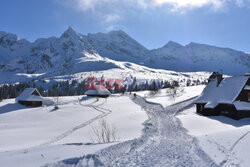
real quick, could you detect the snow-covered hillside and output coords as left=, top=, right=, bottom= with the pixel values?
left=0, top=59, right=211, bottom=85
left=87, top=30, right=149, bottom=63
left=0, top=27, right=249, bottom=79
left=149, top=41, right=250, bottom=75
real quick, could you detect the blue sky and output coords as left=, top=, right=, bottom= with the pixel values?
left=1, top=0, right=250, bottom=52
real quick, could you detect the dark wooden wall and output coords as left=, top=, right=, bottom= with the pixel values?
left=18, top=101, right=43, bottom=107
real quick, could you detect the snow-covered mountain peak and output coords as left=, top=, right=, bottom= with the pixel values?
left=186, top=42, right=217, bottom=49
left=186, top=42, right=199, bottom=46
left=163, top=41, right=183, bottom=48
left=0, top=31, right=19, bottom=47
left=88, top=30, right=131, bottom=42
left=86, top=30, right=149, bottom=62
left=60, top=26, right=80, bottom=39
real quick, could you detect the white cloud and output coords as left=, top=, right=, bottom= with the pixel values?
left=58, top=0, right=250, bottom=16
left=152, top=0, right=225, bottom=9
left=63, top=0, right=146, bottom=12
left=103, top=14, right=121, bottom=23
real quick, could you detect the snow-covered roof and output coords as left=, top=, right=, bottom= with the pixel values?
left=244, top=85, right=250, bottom=90
left=233, top=101, right=250, bottom=110
left=205, top=101, right=218, bottom=108
left=16, top=88, right=44, bottom=102
left=195, top=78, right=218, bottom=104
left=195, top=76, right=249, bottom=108
left=84, top=85, right=111, bottom=96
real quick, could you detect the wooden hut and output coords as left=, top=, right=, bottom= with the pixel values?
left=84, top=85, right=111, bottom=98
left=195, top=73, right=250, bottom=120
left=16, top=88, right=44, bottom=107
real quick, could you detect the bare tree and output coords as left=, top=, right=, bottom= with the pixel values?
left=169, top=80, right=179, bottom=101
left=90, top=119, right=118, bottom=143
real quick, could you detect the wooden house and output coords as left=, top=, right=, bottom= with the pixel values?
left=16, top=88, right=44, bottom=107
left=195, top=73, right=250, bottom=120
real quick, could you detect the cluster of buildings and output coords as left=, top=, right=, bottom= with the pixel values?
left=15, top=85, right=111, bottom=107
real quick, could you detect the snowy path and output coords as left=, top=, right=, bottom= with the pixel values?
left=47, top=95, right=217, bottom=167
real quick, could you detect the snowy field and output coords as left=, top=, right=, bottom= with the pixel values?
left=136, top=85, right=205, bottom=107
left=1, top=85, right=250, bottom=167
left=0, top=95, right=147, bottom=167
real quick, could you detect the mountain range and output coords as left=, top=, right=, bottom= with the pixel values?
left=0, top=27, right=249, bottom=78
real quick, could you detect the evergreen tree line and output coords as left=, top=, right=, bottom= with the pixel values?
left=0, top=77, right=205, bottom=100
left=0, top=82, right=36, bottom=100
left=128, top=79, right=181, bottom=92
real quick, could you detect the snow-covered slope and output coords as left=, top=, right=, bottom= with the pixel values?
left=149, top=41, right=250, bottom=75
left=0, top=58, right=211, bottom=85
left=87, top=30, right=149, bottom=64
left=0, top=27, right=249, bottom=78
left=0, top=31, right=31, bottom=69
left=1, top=27, right=120, bottom=76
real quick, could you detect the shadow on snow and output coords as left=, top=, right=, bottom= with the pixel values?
left=0, top=103, right=28, bottom=114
